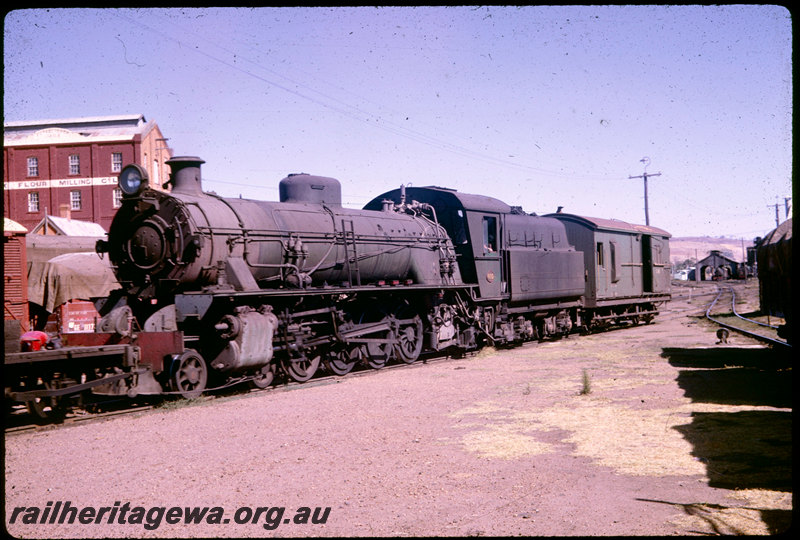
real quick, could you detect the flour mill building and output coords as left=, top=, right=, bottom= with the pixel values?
left=4, top=114, right=172, bottom=231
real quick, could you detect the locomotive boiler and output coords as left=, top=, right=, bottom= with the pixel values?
left=104, top=157, right=459, bottom=300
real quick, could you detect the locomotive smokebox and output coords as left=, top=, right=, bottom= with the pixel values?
left=279, top=173, right=342, bottom=207
left=167, top=156, right=206, bottom=196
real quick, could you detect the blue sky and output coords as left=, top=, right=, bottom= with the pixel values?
left=4, top=6, right=792, bottom=238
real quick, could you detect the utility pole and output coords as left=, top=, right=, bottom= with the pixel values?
left=768, top=201, right=780, bottom=228
left=629, top=157, right=661, bottom=226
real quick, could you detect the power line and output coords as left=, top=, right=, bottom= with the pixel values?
left=113, top=11, right=619, bottom=183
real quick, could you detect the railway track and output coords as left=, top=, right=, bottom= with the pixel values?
left=4, top=349, right=462, bottom=434
left=5, top=309, right=663, bottom=434
left=13, top=283, right=781, bottom=434
left=703, top=283, right=790, bottom=348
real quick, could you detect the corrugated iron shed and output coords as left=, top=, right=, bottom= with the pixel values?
left=4, top=218, right=29, bottom=332
left=30, top=215, right=107, bottom=236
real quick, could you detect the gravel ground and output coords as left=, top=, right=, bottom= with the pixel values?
left=4, top=280, right=792, bottom=537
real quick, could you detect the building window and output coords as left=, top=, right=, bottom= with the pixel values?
left=113, top=188, right=123, bottom=208
left=28, top=192, right=40, bottom=212
left=69, top=154, right=80, bottom=175
left=27, top=157, right=39, bottom=177
left=70, top=190, right=82, bottom=210
left=111, top=152, right=123, bottom=173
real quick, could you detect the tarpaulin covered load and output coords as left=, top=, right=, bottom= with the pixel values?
left=27, top=252, right=119, bottom=313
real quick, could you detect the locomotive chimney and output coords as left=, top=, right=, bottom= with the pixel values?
left=166, top=156, right=206, bottom=196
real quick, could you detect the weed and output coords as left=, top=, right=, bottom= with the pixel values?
left=579, top=369, right=592, bottom=395
left=154, top=397, right=206, bottom=411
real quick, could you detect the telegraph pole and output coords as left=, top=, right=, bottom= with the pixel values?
left=767, top=197, right=792, bottom=228
left=629, top=157, right=661, bottom=226
left=769, top=203, right=779, bottom=228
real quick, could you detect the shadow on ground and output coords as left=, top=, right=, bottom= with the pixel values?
left=662, top=346, right=792, bottom=492
left=637, top=498, right=793, bottom=535
left=662, top=346, right=791, bottom=407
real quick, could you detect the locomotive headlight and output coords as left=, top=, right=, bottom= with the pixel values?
left=118, top=164, right=149, bottom=196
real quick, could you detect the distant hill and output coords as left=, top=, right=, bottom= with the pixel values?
left=669, top=237, right=753, bottom=264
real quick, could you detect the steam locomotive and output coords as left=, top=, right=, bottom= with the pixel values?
left=6, top=156, right=671, bottom=420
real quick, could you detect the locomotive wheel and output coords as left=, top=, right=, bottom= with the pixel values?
left=27, top=398, right=65, bottom=424
left=395, top=313, right=424, bottom=364
left=357, top=309, right=394, bottom=369
left=172, top=349, right=208, bottom=399
left=25, top=381, right=67, bottom=425
left=287, top=353, right=321, bottom=383
left=366, top=322, right=394, bottom=369
left=251, top=364, right=275, bottom=389
left=326, top=347, right=358, bottom=376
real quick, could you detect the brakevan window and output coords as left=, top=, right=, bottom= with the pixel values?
left=596, top=242, right=604, bottom=267
left=111, top=152, right=123, bottom=173
left=27, top=157, right=39, bottom=177
left=69, top=154, right=80, bottom=175
left=28, top=192, right=39, bottom=212
left=113, top=188, right=123, bottom=208
left=70, top=190, right=82, bottom=210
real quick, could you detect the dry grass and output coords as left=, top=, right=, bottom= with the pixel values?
left=447, top=319, right=791, bottom=535
left=667, top=490, right=793, bottom=536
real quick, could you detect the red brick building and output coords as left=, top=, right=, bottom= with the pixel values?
left=4, top=114, right=173, bottom=231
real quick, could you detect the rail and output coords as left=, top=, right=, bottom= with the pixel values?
left=704, top=285, right=790, bottom=349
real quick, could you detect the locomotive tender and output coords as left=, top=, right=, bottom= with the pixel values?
left=7, top=156, right=671, bottom=420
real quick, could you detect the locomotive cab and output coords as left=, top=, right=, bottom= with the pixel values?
left=365, top=186, right=585, bottom=305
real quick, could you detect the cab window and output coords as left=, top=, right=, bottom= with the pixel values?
left=482, top=216, right=498, bottom=254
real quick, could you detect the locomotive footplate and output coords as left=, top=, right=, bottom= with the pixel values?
left=4, top=344, right=139, bottom=367
left=174, top=284, right=474, bottom=321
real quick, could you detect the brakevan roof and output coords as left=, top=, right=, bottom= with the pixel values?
left=545, top=213, right=671, bottom=238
